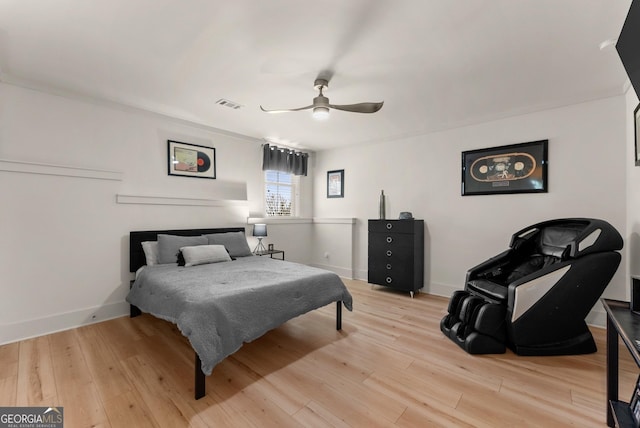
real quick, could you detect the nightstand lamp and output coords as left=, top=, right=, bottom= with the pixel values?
left=252, top=223, right=267, bottom=254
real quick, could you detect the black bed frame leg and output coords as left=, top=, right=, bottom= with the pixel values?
left=130, top=304, right=141, bottom=318
left=129, top=280, right=142, bottom=317
left=336, top=301, right=342, bottom=330
left=195, top=353, right=205, bottom=400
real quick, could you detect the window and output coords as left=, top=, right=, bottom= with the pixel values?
left=265, top=170, right=297, bottom=216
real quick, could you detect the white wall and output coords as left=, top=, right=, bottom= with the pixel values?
left=626, top=86, right=640, bottom=282
left=0, top=82, right=315, bottom=344
left=246, top=217, right=355, bottom=277
left=310, top=218, right=356, bottom=278
left=1, top=79, right=630, bottom=342
left=246, top=218, right=313, bottom=264
left=314, top=96, right=628, bottom=325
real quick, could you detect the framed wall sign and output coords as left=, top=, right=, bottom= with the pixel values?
left=634, top=104, right=640, bottom=166
left=327, top=169, right=344, bottom=198
left=461, top=140, right=548, bottom=196
left=168, top=140, right=216, bottom=179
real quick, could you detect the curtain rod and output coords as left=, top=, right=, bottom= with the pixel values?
left=261, top=142, right=314, bottom=154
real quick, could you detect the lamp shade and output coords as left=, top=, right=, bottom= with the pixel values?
left=253, top=224, right=267, bottom=237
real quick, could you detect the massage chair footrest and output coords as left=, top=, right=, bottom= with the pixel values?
left=441, top=293, right=508, bottom=354
left=456, top=331, right=507, bottom=355
left=440, top=290, right=471, bottom=337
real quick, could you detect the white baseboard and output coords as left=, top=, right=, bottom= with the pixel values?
left=0, top=301, right=129, bottom=345
left=586, top=306, right=606, bottom=328
left=310, top=262, right=353, bottom=279
left=423, top=281, right=459, bottom=299
left=354, top=269, right=367, bottom=282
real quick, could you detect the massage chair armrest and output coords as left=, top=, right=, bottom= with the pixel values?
left=466, top=249, right=513, bottom=282
left=505, top=260, right=572, bottom=313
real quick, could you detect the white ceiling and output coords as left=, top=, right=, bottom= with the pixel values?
left=0, top=0, right=632, bottom=151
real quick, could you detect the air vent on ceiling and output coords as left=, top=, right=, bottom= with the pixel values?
left=215, top=98, right=243, bottom=110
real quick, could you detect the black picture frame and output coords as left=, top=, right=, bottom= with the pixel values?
left=634, top=104, right=640, bottom=166
left=461, top=140, right=548, bottom=196
left=168, top=140, right=216, bottom=179
left=327, top=169, right=344, bottom=198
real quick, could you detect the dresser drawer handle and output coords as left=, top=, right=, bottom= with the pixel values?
left=386, top=223, right=393, bottom=230
left=386, top=263, right=392, bottom=270
left=386, top=250, right=393, bottom=257
left=386, top=277, right=393, bottom=284
left=386, top=236, right=393, bottom=243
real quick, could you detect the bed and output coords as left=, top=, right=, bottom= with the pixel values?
left=126, top=227, right=353, bottom=399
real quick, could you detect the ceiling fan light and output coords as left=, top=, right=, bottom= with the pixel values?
left=312, top=106, right=330, bottom=120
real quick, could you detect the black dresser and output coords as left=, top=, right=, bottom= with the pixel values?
left=368, top=219, right=424, bottom=297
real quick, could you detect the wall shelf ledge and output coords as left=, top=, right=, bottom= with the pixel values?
left=0, top=159, right=123, bottom=181
left=116, top=194, right=247, bottom=207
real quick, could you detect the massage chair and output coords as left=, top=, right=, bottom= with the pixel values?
left=440, top=218, right=623, bottom=355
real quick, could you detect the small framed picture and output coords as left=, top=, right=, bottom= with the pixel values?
left=268, top=244, right=274, bottom=251
left=168, top=140, right=216, bottom=179
left=327, top=169, right=344, bottom=198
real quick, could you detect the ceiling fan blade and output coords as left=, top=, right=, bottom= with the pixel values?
left=260, top=105, right=313, bottom=113
left=329, top=101, right=384, bottom=113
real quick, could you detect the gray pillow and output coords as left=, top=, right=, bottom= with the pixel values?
left=157, top=234, right=207, bottom=264
left=205, top=231, right=253, bottom=257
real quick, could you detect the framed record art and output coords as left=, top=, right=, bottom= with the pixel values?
left=167, top=140, right=216, bottom=179
left=461, top=140, right=548, bottom=196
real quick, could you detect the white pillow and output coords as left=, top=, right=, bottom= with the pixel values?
left=181, top=245, right=232, bottom=267
left=141, top=241, right=159, bottom=266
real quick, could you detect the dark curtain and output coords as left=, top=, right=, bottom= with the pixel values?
left=262, top=144, right=308, bottom=176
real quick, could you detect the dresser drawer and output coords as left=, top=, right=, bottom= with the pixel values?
left=369, top=220, right=417, bottom=234
left=368, top=268, right=414, bottom=291
left=368, top=261, right=414, bottom=280
left=369, top=233, right=413, bottom=251
left=368, top=248, right=414, bottom=269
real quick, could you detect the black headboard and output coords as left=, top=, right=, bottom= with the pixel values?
left=129, top=227, right=246, bottom=272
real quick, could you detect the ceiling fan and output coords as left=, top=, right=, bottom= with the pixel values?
left=260, top=78, right=384, bottom=120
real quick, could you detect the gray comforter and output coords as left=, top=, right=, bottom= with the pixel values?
left=126, top=256, right=353, bottom=375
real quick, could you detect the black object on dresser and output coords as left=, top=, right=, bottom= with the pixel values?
left=368, top=219, right=424, bottom=297
left=602, top=298, right=640, bottom=428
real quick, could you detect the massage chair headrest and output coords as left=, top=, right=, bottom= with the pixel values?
left=510, top=218, right=623, bottom=260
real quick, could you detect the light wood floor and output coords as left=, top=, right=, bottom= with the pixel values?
left=1, top=279, right=637, bottom=427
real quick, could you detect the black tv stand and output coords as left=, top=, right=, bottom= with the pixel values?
left=602, top=298, right=640, bottom=427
